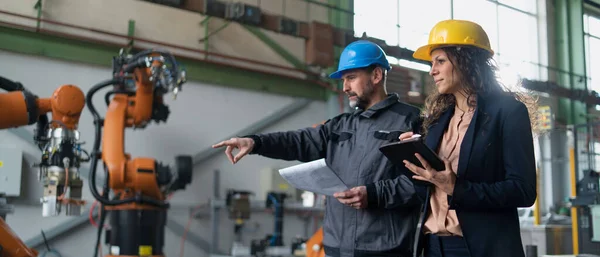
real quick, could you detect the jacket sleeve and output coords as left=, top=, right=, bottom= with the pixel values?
left=365, top=171, right=423, bottom=209
left=365, top=114, right=424, bottom=209
left=448, top=103, right=537, bottom=210
left=247, top=117, right=337, bottom=162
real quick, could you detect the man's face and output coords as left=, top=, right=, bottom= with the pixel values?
left=341, top=69, right=375, bottom=109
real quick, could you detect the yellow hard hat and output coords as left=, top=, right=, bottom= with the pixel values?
left=413, top=19, right=494, bottom=61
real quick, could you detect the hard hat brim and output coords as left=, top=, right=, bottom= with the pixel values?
left=328, top=64, right=371, bottom=79
left=329, top=70, right=344, bottom=79
left=329, top=62, right=392, bottom=79
left=413, top=45, right=436, bottom=62
left=413, top=43, right=494, bottom=62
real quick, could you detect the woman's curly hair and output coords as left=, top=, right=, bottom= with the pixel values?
left=421, top=46, right=540, bottom=135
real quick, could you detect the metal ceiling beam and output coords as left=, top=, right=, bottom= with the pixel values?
left=243, top=25, right=305, bottom=69
left=0, top=24, right=328, bottom=100
left=584, top=0, right=600, bottom=9
left=192, top=98, right=312, bottom=166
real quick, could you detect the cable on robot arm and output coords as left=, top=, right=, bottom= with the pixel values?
left=116, top=48, right=186, bottom=94
left=86, top=48, right=189, bottom=209
left=86, top=78, right=123, bottom=122
left=86, top=78, right=126, bottom=206
left=87, top=133, right=169, bottom=208
left=34, top=114, right=49, bottom=150
left=128, top=48, right=181, bottom=75
left=0, top=75, right=25, bottom=92
left=88, top=160, right=170, bottom=207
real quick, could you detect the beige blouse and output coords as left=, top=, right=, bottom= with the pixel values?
left=423, top=107, right=474, bottom=237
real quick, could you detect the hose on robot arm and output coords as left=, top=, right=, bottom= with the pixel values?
left=0, top=76, right=25, bottom=92
left=86, top=48, right=187, bottom=208
left=0, top=76, right=63, bottom=150
left=0, top=76, right=49, bottom=146
left=87, top=79, right=171, bottom=208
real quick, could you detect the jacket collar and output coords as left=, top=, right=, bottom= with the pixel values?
left=424, top=93, right=490, bottom=177
left=354, top=93, right=400, bottom=118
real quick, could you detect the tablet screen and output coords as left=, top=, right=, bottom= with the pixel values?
left=379, top=137, right=445, bottom=171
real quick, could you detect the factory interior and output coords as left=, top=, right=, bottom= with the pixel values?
left=0, top=0, right=599, bottom=257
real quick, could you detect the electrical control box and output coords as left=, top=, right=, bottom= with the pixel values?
left=205, top=0, right=226, bottom=17
left=225, top=2, right=262, bottom=26
left=0, top=145, right=22, bottom=197
left=280, top=18, right=298, bottom=36
left=182, top=0, right=205, bottom=12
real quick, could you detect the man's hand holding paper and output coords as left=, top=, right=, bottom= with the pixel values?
left=278, top=158, right=349, bottom=196
left=333, top=186, right=368, bottom=209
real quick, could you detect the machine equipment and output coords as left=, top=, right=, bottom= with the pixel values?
left=226, top=191, right=314, bottom=257
left=249, top=192, right=287, bottom=256
left=571, top=122, right=600, bottom=255
left=226, top=189, right=253, bottom=241
left=304, top=227, right=324, bottom=257
left=85, top=48, right=192, bottom=257
left=0, top=75, right=89, bottom=256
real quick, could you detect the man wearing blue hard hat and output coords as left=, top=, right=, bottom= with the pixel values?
left=329, top=40, right=395, bottom=109
left=213, top=40, right=422, bottom=257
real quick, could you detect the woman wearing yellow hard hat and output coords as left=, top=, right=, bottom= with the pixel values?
left=399, top=19, right=538, bottom=257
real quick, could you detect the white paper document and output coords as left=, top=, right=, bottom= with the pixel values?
left=278, top=159, right=348, bottom=196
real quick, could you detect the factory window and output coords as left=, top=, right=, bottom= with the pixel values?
left=353, top=0, right=543, bottom=88
left=452, top=0, right=542, bottom=89
left=353, top=0, right=451, bottom=72
left=353, top=0, right=400, bottom=47
left=584, top=11, right=600, bottom=94
left=497, top=0, right=538, bottom=15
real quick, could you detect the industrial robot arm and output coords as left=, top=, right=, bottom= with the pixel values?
left=0, top=219, right=37, bottom=257
left=86, top=49, right=192, bottom=257
left=304, top=227, right=324, bottom=257
left=0, top=76, right=88, bottom=257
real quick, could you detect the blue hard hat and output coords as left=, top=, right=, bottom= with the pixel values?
left=329, top=40, right=391, bottom=79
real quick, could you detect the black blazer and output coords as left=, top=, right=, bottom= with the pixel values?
left=414, top=92, right=537, bottom=257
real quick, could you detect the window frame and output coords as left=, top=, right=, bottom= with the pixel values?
left=584, top=4, right=600, bottom=94
left=352, top=0, right=542, bottom=83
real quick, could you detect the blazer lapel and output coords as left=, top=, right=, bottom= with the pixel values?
left=425, top=106, right=454, bottom=152
left=456, top=95, right=485, bottom=178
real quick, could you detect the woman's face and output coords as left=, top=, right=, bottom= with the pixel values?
left=429, top=49, right=462, bottom=94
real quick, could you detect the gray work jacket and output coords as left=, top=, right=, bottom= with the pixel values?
left=248, top=94, right=422, bottom=257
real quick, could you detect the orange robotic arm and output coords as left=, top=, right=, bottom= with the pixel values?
left=34, top=85, right=89, bottom=218
left=86, top=49, right=191, bottom=257
left=305, top=227, right=325, bottom=257
left=0, top=219, right=38, bottom=257
left=101, top=67, right=171, bottom=203
left=0, top=82, right=83, bottom=130
left=0, top=76, right=88, bottom=257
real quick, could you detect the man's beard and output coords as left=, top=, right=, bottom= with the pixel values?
left=348, top=81, right=374, bottom=109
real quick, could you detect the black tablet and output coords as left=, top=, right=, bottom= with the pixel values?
left=379, top=136, right=445, bottom=171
